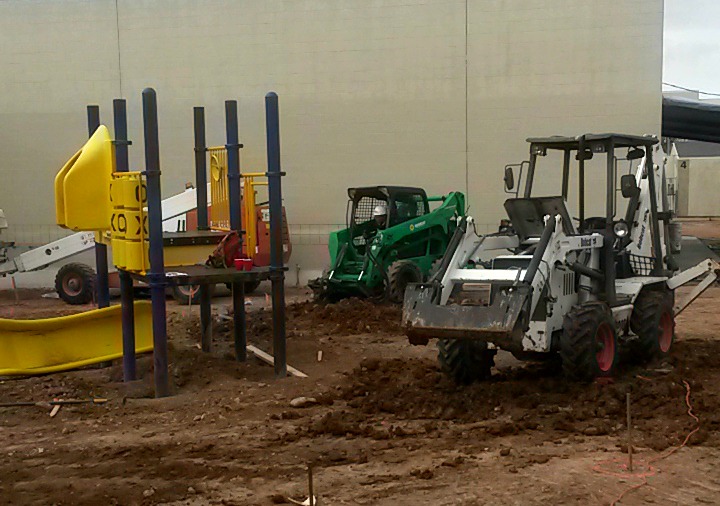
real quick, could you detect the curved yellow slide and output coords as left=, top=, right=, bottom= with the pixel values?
left=0, top=301, right=153, bottom=376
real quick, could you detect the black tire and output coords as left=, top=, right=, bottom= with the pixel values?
left=560, top=302, right=618, bottom=381
left=629, top=290, right=675, bottom=361
left=243, top=280, right=261, bottom=294
left=437, top=339, right=496, bottom=384
left=172, top=284, right=214, bottom=305
left=387, top=260, right=423, bottom=303
left=55, top=263, right=96, bottom=305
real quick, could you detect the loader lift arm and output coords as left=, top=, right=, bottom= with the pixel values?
left=667, top=259, right=720, bottom=316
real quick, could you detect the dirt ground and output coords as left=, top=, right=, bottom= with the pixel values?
left=1, top=283, right=720, bottom=506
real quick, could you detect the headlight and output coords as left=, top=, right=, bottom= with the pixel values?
left=613, top=221, right=629, bottom=238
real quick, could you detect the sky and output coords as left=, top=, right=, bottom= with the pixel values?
left=663, top=0, right=720, bottom=97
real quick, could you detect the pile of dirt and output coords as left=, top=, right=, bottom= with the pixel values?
left=326, top=339, right=720, bottom=450
left=241, top=298, right=402, bottom=341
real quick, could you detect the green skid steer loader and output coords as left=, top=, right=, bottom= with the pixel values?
left=310, top=186, right=465, bottom=302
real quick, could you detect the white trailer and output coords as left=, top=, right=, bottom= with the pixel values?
left=0, top=186, right=210, bottom=302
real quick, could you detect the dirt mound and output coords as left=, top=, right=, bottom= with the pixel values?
left=329, top=339, right=720, bottom=450
left=243, top=298, right=402, bottom=340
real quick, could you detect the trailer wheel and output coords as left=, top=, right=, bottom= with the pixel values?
left=172, top=284, right=214, bottom=305
left=55, top=263, right=96, bottom=305
left=225, top=281, right=261, bottom=294
left=629, top=290, right=675, bottom=360
left=560, top=302, right=617, bottom=381
left=387, top=260, right=423, bottom=303
left=437, top=339, right=496, bottom=384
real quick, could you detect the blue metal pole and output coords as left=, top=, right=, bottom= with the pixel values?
left=265, top=92, right=287, bottom=378
left=142, top=88, right=170, bottom=398
left=113, top=98, right=137, bottom=382
left=87, top=106, right=111, bottom=310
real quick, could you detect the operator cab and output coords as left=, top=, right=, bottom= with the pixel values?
left=503, top=133, right=656, bottom=239
left=347, top=186, right=429, bottom=252
left=501, top=133, right=664, bottom=305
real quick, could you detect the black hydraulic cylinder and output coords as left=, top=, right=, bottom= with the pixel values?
left=430, top=216, right=467, bottom=283
left=113, top=99, right=137, bottom=382
left=142, top=88, right=170, bottom=398
left=265, top=92, right=287, bottom=378
left=570, top=262, right=605, bottom=281
left=523, top=216, right=555, bottom=284
left=87, top=105, right=111, bottom=310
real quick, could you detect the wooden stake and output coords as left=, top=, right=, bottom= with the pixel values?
left=626, top=392, right=633, bottom=472
left=246, top=344, right=308, bottom=378
left=307, top=465, right=314, bottom=506
left=11, top=276, right=19, bottom=305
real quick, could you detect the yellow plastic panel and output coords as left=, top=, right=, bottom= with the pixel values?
left=124, top=240, right=149, bottom=272
left=111, top=237, right=126, bottom=269
left=0, top=301, right=153, bottom=376
left=55, top=125, right=115, bottom=231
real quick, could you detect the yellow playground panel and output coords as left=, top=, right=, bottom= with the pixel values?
left=110, top=171, right=149, bottom=272
left=208, top=145, right=267, bottom=258
left=55, top=134, right=268, bottom=275
left=0, top=301, right=153, bottom=376
left=54, top=125, right=114, bottom=231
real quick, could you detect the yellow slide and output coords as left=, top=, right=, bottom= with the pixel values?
left=0, top=301, right=153, bottom=376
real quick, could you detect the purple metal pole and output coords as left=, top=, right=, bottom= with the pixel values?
left=142, top=88, right=170, bottom=398
left=265, top=92, right=287, bottom=378
left=113, top=98, right=137, bottom=382
left=87, top=106, right=111, bottom=310
left=225, top=100, right=243, bottom=234
left=194, top=106, right=213, bottom=352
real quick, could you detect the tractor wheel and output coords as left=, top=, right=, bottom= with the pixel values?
left=560, top=302, right=618, bottom=381
left=243, top=280, right=261, bottom=294
left=387, top=260, right=423, bottom=303
left=55, top=263, right=96, bottom=305
left=437, top=339, right=496, bottom=384
left=172, top=284, right=214, bottom=305
left=629, top=290, right=675, bottom=361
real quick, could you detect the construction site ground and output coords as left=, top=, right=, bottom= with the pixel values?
left=0, top=280, right=718, bottom=506
left=3, top=215, right=720, bottom=506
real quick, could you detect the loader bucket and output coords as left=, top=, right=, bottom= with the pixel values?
left=403, top=282, right=531, bottom=346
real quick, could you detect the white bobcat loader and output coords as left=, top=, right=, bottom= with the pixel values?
left=403, top=133, right=719, bottom=383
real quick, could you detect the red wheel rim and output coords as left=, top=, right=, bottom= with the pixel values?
left=659, top=311, right=673, bottom=353
left=595, top=322, right=615, bottom=372
left=62, top=273, right=83, bottom=297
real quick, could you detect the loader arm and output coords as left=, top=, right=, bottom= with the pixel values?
left=404, top=213, right=604, bottom=351
left=666, top=258, right=720, bottom=316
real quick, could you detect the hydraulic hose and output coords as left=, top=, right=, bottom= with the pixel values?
left=366, top=241, right=391, bottom=302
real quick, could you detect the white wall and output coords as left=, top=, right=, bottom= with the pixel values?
left=0, top=0, right=664, bottom=285
left=677, top=157, right=720, bottom=217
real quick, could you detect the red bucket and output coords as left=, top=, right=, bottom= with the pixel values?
left=234, top=258, right=253, bottom=271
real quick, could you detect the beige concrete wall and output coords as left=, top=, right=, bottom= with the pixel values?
left=677, top=158, right=720, bottom=217
left=0, top=0, right=663, bottom=280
